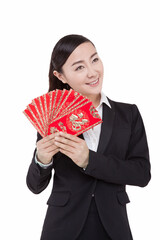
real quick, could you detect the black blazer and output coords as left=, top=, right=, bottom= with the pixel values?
left=26, top=98, right=151, bottom=240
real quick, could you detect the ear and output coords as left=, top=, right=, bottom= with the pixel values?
left=53, top=70, right=67, bottom=84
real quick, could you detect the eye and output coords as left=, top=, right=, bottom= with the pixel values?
left=75, top=65, right=84, bottom=71
left=92, top=57, right=99, bottom=63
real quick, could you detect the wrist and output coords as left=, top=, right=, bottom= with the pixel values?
left=36, top=153, right=52, bottom=165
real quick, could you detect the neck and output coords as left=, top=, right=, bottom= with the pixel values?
left=87, top=93, right=101, bottom=108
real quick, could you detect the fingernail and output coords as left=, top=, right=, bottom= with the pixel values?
left=60, top=131, right=65, bottom=135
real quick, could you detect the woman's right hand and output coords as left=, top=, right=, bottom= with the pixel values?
left=36, top=132, right=60, bottom=165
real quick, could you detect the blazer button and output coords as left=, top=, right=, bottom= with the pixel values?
left=92, top=194, right=94, bottom=197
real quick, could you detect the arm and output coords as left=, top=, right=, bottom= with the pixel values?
left=26, top=132, right=59, bottom=194
left=35, top=151, right=53, bottom=168
left=83, top=105, right=151, bottom=187
left=26, top=149, right=53, bottom=194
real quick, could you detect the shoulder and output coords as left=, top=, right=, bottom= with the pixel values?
left=107, top=97, right=142, bottom=126
left=107, top=97, right=134, bottom=109
left=107, top=97, right=140, bottom=113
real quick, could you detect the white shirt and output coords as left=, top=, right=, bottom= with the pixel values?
left=83, top=91, right=111, bottom=152
left=35, top=91, right=111, bottom=168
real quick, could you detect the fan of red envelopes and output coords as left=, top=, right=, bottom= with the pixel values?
left=23, top=89, right=103, bottom=137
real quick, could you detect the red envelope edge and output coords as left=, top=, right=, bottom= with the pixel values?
left=23, top=89, right=102, bottom=137
left=48, top=102, right=103, bottom=136
left=23, top=109, right=45, bottom=137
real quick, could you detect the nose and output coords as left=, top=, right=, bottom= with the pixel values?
left=87, top=65, right=97, bottom=78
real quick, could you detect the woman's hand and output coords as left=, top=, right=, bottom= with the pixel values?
left=36, top=132, right=60, bottom=164
left=54, top=131, right=89, bottom=168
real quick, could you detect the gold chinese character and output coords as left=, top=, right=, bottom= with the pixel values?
left=69, top=113, right=88, bottom=131
left=89, top=105, right=99, bottom=118
left=58, top=122, right=67, bottom=132
left=50, top=127, right=58, bottom=134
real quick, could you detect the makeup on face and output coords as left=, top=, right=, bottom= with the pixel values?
left=60, top=42, right=104, bottom=106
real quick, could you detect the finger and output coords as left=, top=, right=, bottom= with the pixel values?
left=38, top=139, right=56, bottom=149
left=39, top=132, right=60, bottom=144
left=44, top=145, right=59, bottom=153
left=47, top=147, right=60, bottom=155
left=37, top=133, right=60, bottom=149
left=54, top=141, right=74, bottom=154
left=42, top=132, right=59, bottom=143
left=59, top=148, right=73, bottom=158
left=54, top=136, right=77, bottom=148
left=59, top=131, right=81, bottom=143
left=40, top=149, right=60, bottom=160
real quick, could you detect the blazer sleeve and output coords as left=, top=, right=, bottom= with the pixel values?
left=26, top=133, right=55, bottom=194
left=83, top=104, right=151, bottom=187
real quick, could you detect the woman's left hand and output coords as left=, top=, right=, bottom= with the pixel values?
left=54, top=131, right=89, bottom=168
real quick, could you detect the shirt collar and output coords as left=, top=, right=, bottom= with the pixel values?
left=96, top=91, right=111, bottom=109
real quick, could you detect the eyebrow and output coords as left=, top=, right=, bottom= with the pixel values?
left=71, top=52, right=98, bottom=66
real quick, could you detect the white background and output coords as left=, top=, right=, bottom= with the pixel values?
left=0, top=0, right=159, bottom=239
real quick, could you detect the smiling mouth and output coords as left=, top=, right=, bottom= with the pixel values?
left=86, top=79, right=99, bottom=85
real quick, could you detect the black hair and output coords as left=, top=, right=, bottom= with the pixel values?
left=48, top=34, right=94, bottom=92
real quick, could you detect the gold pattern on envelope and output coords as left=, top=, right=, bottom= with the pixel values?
left=58, top=122, right=67, bottom=132
left=89, top=105, right=99, bottom=118
left=50, top=127, right=59, bottom=134
left=69, top=113, right=88, bottom=131
left=23, top=89, right=102, bottom=137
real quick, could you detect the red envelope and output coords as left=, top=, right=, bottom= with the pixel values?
left=48, top=101, right=102, bottom=136
left=23, top=108, right=45, bottom=137
left=23, top=89, right=103, bottom=137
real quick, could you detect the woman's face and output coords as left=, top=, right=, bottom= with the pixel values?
left=55, top=42, right=104, bottom=100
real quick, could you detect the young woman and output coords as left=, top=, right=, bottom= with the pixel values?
left=26, top=34, right=151, bottom=240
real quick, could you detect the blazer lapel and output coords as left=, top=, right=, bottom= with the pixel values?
left=97, top=99, right=115, bottom=153
left=78, top=98, right=115, bottom=154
